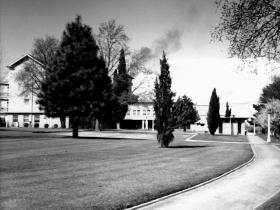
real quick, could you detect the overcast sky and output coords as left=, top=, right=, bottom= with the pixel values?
left=1, top=0, right=278, bottom=117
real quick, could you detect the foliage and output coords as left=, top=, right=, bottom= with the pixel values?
left=213, top=0, right=280, bottom=61
left=38, top=16, right=111, bottom=137
left=154, top=52, right=175, bottom=147
left=256, top=99, right=280, bottom=138
left=96, top=19, right=130, bottom=74
left=225, top=101, right=231, bottom=117
left=207, top=88, right=220, bottom=135
left=171, top=95, right=200, bottom=131
left=112, top=49, right=138, bottom=125
left=15, top=36, right=59, bottom=96
left=260, top=75, right=280, bottom=103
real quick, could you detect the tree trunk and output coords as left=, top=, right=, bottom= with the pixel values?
left=183, top=125, right=186, bottom=132
left=72, top=119, right=79, bottom=138
left=95, top=118, right=100, bottom=131
left=116, top=122, right=120, bottom=130
left=60, top=116, right=66, bottom=128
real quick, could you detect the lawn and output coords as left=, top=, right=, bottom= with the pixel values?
left=0, top=129, right=253, bottom=210
left=191, top=133, right=250, bottom=143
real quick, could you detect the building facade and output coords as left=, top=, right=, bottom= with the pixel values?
left=3, top=54, right=69, bottom=128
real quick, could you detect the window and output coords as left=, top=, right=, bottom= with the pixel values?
left=24, top=98, right=30, bottom=104
left=143, top=110, right=146, bottom=116
left=133, top=110, right=136, bottom=115
left=127, top=110, right=130, bottom=116
left=34, top=114, right=40, bottom=123
left=24, top=115, right=29, bottom=123
left=137, top=110, right=140, bottom=115
left=13, top=115, right=18, bottom=122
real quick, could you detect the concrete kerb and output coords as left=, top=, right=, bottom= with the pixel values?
left=126, top=133, right=256, bottom=210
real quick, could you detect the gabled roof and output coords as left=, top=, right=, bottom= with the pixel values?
left=7, top=54, right=44, bottom=70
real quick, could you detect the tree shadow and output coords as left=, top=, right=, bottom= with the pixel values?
left=169, top=145, right=211, bottom=149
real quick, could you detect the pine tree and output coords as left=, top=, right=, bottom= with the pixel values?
left=207, top=88, right=220, bottom=135
left=38, top=16, right=111, bottom=137
left=225, top=102, right=231, bottom=118
left=153, top=52, right=175, bottom=147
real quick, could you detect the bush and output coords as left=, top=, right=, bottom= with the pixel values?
left=24, top=123, right=29, bottom=127
left=44, top=124, right=49, bottom=128
left=53, top=124, right=58, bottom=128
left=34, top=123, right=39, bottom=128
left=0, top=117, right=6, bottom=127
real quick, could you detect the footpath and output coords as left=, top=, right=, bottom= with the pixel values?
left=137, top=135, right=280, bottom=210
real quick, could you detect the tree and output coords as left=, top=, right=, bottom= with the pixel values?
left=112, top=49, right=137, bottom=129
left=172, top=95, right=200, bottom=132
left=15, top=36, right=59, bottom=96
left=225, top=101, right=231, bottom=117
left=207, top=88, right=220, bottom=135
left=38, top=16, right=111, bottom=137
left=260, top=75, right=280, bottom=103
left=256, top=99, right=280, bottom=138
left=96, top=19, right=130, bottom=74
left=154, top=52, right=175, bottom=147
left=213, top=0, right=280, bottom=62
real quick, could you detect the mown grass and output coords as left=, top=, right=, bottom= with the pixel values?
left=0, top=129, right=253, bottom=210
left=192, top=133, right=250, bottom=143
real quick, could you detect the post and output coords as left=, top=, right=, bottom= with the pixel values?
left=253, top=120, right=256, bottom=136
left=152, top=120, right=154, bottom=131
left=267, top=113, right=271, bottom=143
left=142, top=120, right=144, bottom=129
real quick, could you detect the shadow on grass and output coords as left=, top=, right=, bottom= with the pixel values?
left=169, top=145, right=210, bottom=149
left=73, top=136, right=153, bottom=141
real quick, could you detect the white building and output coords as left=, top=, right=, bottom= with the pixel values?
left=123, top=102, right=155, bottom=130
left=3, top=54, right=69, bottom=128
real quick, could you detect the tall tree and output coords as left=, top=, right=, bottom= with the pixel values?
left=260, top=75, right=280, bottom=103
left=38, top=16, right=110, bottom=137
left=171, top=95, right=200, bottom=132
left=154, top=52, right=175, bottom=147
left=207, top=88, right=220, bottom=135
left=112, top=49, right=137, bottom=129
left=213, top=0, right=280, bottom=62
left=15, top=36, right=59, bottom=96
left=96, top=19, right=130, bottom=74
left=225, top=101, right=231, bottom=117
left=256, top=99, right=280, bottom=138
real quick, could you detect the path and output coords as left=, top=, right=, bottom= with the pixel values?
left=136, top=135, right=280, bottom=210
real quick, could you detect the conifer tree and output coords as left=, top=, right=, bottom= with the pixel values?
left=207, top=88, right=220, bottom=135
left=225, top=102, right=231, bottom=117
left=112, top=49, right=135, bottom=129
left=154, top=52, right=175, bottom=147
left=38, top=16, right=111, bottom=137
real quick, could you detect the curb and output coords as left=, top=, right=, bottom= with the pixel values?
left=126, top=135, right=256, bottom=210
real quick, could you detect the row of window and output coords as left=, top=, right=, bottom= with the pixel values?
left=126, top=109, right=154, bottom=116
left=13, top=114, right=40, bottom=123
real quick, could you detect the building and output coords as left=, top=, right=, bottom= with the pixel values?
left=122, top=102, right=155, bottom=130
left=4, top=54, right=69, bottom=128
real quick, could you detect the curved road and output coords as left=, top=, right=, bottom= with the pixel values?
left=137, top=135, right=280, bottom=210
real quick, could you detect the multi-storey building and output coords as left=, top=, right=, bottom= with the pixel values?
left=4, top=54, right=69, bottom=128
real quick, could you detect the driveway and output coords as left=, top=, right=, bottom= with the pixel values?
left=136, top=135, right=280, bottom=210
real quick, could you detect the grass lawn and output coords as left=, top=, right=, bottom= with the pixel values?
left=192, top=133, right=250, bottom=143
left=0, top=129, right=253, bottom=210
left=255, top=191, right=280, bottom=210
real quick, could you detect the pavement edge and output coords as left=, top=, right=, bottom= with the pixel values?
left=126, top=134, right=256, bottom=210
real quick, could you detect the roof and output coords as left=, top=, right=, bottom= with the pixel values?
left=7, top=54, right=44, bottom=70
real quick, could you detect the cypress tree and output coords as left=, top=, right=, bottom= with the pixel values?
left=225, top=102, right=231, bottom=117
left=38, top=16, right=111, bottom=137
left=112, top=49, right=130, bottom=129
left=207, top=88, right=220, bottom=135
left=153, top=52, right=175, bottom=147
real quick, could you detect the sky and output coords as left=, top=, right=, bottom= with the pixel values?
left=1, top=0, right=278, bottom=117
